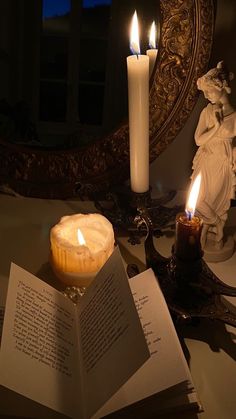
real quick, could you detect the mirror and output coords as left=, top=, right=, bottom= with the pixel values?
left=0, top=0, right=215, bottom=199
left=36, top=0, right=160, bottom=147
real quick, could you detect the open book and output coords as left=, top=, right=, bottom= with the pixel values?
left=0, top=247, right=201, bottom=418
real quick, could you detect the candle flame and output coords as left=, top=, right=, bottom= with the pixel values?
left=77, top=228, right=86, bottom=245
left=186, top=173, right=202, bottom=219
left=130, top=11, right=140, bottom=55
left=149, top=21, right=156, bottom=49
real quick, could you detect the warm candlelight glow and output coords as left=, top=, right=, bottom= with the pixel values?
left=174, top=173, right=203, bottom=261
left=130, top=10, right=140, bottom=55
left=149, top=21, right=156, bottom=49
left=146, top=21, right=158, bottom=78
left=77, top=228, right=86, bottom=245
left=186, top=173, right=202, bottom=219
left=50, top=213, right=115, bottom=286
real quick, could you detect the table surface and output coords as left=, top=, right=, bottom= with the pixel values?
left=0, top=194, right=236, bottom=419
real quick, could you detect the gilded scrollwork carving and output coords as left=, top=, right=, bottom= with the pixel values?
left=0, top=0, right=214, bottom=199
left=150, top=0, right=214, bottom=160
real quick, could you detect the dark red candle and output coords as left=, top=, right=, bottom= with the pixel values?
left=174, top=213, right=203, bottom=261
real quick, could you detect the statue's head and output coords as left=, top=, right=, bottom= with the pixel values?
left=197, top=61, right=234, bottom=95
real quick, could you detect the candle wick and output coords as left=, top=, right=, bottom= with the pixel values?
left=136, top=53, right=139, bottom=60
left=186, top=209, right=192, bottom=221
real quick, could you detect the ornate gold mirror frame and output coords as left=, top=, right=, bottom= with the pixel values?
left=0, top=0, right=214, bottom=199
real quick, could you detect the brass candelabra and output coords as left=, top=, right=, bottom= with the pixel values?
left=94, top=186, right=182, bottom=244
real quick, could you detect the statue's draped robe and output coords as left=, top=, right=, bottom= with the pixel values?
left=192, top=103, right=236, bottom=226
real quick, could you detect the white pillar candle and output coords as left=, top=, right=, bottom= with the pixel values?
left=127, top=11, right=149, bottom=193
left=50, top=213, right=115, bottom=287
left=146, top=21, right=158, bottom=78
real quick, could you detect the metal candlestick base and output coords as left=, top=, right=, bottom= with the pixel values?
left=128, top=209, right=236, bottom=327
left=94, top=186, right=182, bottom=244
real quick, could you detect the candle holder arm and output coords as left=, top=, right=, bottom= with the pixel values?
left=93, top=186, right=182, bottom=244
left=200, top=262, right=236, bottom=296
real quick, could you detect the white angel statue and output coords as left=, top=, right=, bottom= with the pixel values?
left=191, top=61, right=236, bottom=255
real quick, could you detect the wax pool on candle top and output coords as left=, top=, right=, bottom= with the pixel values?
left=50, top=213, right=115, bottom=286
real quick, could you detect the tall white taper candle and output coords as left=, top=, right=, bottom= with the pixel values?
left=127, top=11, right=149, bottom=193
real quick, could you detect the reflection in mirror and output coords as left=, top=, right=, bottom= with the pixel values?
left=0, top=0, right=160, bottom=149
left=0, top=0, right=214, bottom=199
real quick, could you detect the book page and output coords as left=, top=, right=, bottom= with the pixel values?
left=0, top=264, right=82, bottom=419
left=77, top=247, right=150, bottom=419
left=94, top=268, right=194, bottom=418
